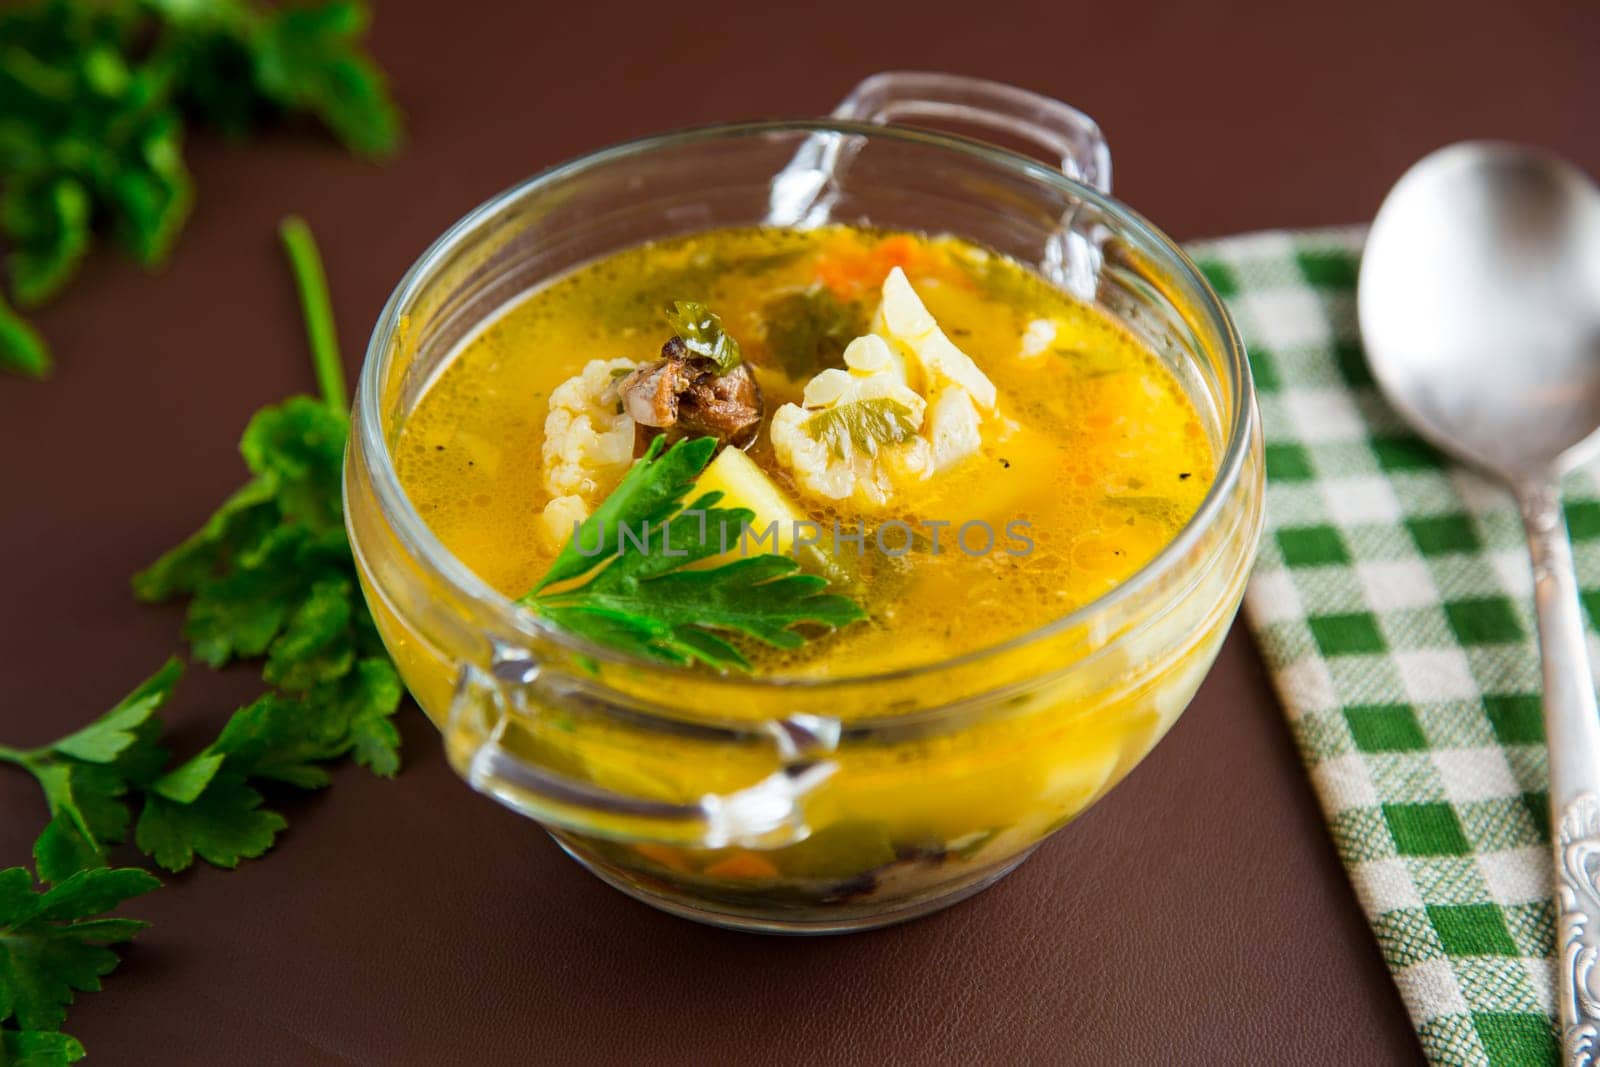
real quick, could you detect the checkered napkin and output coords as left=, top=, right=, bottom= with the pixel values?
left=1183, top=229, right=1595, bottom=1066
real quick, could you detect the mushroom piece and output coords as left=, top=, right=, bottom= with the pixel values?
left=618, top=336, right=764, bottom=451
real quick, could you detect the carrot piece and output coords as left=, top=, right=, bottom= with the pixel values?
left=704, top=852, right=781, bottom=880
left=634, top=842, right=694, bottom=873
left=872, top=235, right=918, bottom=272
left=814, top=254, right=873, bottom=299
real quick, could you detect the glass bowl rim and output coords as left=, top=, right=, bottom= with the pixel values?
left=353, top=118, right=1257, bottom=693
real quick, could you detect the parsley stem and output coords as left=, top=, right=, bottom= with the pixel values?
left=278, top=216, right=347, bottom=414
left=0, top=741, right=35, bottom=767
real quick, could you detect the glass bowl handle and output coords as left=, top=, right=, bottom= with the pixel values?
left=831, top=71, right=1111, bottom=193
left=766, top=72, right=1112, bottom=296
left=444, top=662, right=839, bottom=849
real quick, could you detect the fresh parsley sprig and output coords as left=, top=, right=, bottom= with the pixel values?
left=3, top=218, right=400, bottom=888
left=0, top=863, right=160, bottom=1064
left=0, top=0, right=402, bottom=378
left=521, top=437, right=866, bottom=671
left=130, top=214, right=403, bottom=809
left=0, top=216, right=402, bottom=1058
left=0, top=215, right=396, bottom=1054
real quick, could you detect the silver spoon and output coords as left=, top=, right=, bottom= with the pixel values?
left=1360, top=142, right=1600, bottom=1060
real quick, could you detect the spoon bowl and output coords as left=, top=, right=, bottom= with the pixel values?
left=1359, top=142, right=1600, bottom=481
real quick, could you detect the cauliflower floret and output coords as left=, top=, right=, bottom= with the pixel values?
left=925, top=384, right=982, bottom=473
left=1019, top=317, right=1057, bottom=359
left=773, top=269, right=1005, bottom=506
left=770, top=335, right=929, bottom=508
left=539, top=356, right=639, bottom=541
left=872, top=266, right=998, bottom=410
left=541, top=494, right=591, bottom=543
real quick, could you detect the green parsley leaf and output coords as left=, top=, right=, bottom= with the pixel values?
left=149, top=751, right=226, bottom=804
left=313, top=658, right=403, bottom=778
left=1, top=177, right=91, bottom=308
left=536, top=435, right=717, bottom=592
left=126, top=659, right=400, bottom=873
left=0, top=0, right=402, bottom=376
left=805, top=397, right=919, bottom=459
left=99, top=109, right=194, bottom=268
left=147, top=3, right=263, bottom=136
left=0, top=290, right=49, bottom=378
left=0, top=865, right=159, bottom=1032
left=761, top=286, right=867, bottom=379
left=209, top=693, right=335, bottom=790
left=252, top=0, right=402, bottom=160
left=2, top=1026, right=87, bottom=1066
left=0, top=660, right=180, bottom=884
left=522, top=437, right=866, bottom=671
left=121, top=218, right=403, bottom=856
left=135, top=774, right=286, bottom=872
left=49, top=661, right=181, bottom=764
left=664, top=300, right=742, bottom=372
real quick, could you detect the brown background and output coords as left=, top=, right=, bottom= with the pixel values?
left=2, top=0, right=1595, bottom=1062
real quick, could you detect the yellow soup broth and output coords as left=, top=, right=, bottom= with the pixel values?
left=395, top=226, right=1212, bottom=679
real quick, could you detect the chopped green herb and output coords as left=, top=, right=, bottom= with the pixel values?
left=664, top=300, right=742, bottom=372
left=521, top=437, right=866, bottom=671
left=761, top=286, right=868, bottom=379
left=805, top=398, right=918, bottom=459
left=612, top=247, right=804, bottom=318
left=1107, top=494, right=1180, bottom=524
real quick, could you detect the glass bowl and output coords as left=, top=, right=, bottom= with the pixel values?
left=345, top=72, right=1265, bottom=933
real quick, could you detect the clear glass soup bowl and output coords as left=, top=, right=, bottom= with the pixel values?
left=345, top=73, right=1265, bottom=932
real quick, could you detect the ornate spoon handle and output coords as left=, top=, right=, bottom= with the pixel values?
left=1519, top=480, right=1600, bottom=1066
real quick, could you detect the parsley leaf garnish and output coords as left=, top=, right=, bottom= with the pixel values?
left=805, top=397, right=919, bottom=459
left=0, top=863, right=159, bottom=1057
left=0, top=0, right=402, bottom=376
left=663, top=300, right=743, bottom=372
left=521, top=437, right=866, bottom=671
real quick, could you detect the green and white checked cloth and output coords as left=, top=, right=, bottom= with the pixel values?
left=1185, top=228, right=1596, bottom=1066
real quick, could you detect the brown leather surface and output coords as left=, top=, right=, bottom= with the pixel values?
left=2, top=0, right=1595, bottom=1062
